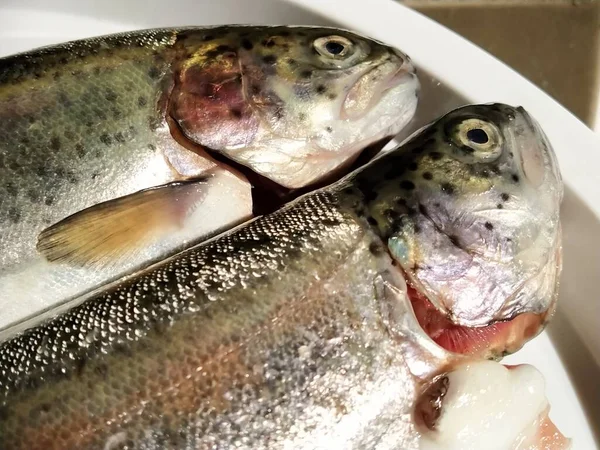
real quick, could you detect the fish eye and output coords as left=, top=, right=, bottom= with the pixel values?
left=451, top=118, right=503, bottom=161
left=314, top=35, right=354, bottom=59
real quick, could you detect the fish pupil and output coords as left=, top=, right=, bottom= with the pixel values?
left=466, top=128, right=488, bottom=144
left=325, top=41, right=345, bottom=55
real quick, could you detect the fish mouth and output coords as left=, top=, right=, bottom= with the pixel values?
left=341, top=59, right=417, bottom=121
left=405, top=282, right=551, bottom=359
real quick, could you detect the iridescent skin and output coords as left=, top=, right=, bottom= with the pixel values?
left=0, top=26, right=418, bottom=329
left=0, top=105, right=563, bottom=449
left=353, top=104, right=563, bottom=327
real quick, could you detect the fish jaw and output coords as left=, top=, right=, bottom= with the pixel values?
left=416, top=361, right=570, bottom=450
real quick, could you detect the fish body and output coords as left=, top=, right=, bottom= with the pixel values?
left=0, top=26, right=418, bottom=328
left=0, top=104, right=564, bottom=449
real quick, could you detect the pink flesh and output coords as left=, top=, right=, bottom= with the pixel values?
left=170, top=62, right=259, bottom=150
left=408, top=285, right=544, bottom=358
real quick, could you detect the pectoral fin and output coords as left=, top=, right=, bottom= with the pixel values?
left=36, top=177, right=211, bottom=269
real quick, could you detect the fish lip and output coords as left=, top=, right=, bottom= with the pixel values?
left=340, top=58, right=417, bottom=121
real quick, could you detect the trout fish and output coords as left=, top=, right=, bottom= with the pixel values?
left=0, top=104, right=564, bottom=449
left=0, top=25, right=418, bottom=327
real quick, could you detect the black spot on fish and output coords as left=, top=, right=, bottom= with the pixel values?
left=506, top=237, right=512, bottom=243
left=512, top=174, right=520, bottom=183
left=5, top=182, right=17, bottom=196
left=148, top=116, right=162, bottom=131
left=147, top=66, right=161, bottom=79
left=59, top=57, right=68, bottom=65
left=35, top=166, right=48, bottom=178
left=430, top=151, right=443, bottom=161
left=327, top=93, right=337, bottom=100
left=114, top=132, right=126, bottom=143
left=251, top=84, right=261, bottom=95
left=262, top=38, right=276, bottom=48
left=27, top=189, right=40, bottom=202
left=384, top=209, right=400, bottom=220
left=94, top=363, right=109, bottom=379
left=67, top=171, right=79, bottom=184
left=300, top=70, right=312, bottom=79
left=217, top=45, right=235, bottom=53
left=49, top=136, right=61, bottom=151
left=316, top=85, right=327, bottom=95
left=74, top=358, right=87, bottom=376
left=497, top=203, right=503, bottom=209
left=263, top=54, right=277, bottom=64
left=367, top=216, right=378, bottom=226
left=203, top=34, right=214, bottom=41
left=484, top=222, right=494, bottom=230
left=298, top=113, right=306, bottom=121
left=148, top=144, right=157, bottom=151
left=0, top=405, right=8, bottom=421
left=113, top=342, right=133, bottom=357
left=423, top=172, right=433, bottom=180
left=400, top=180, right=415, bottom=190
left=75, top=143, right=86, bottom=157
left=441, top=182, right=455, bottom=195
left=369, top=241, right=384, bottom=255
left=501, top=193, right=510, bottom=201
left=99, top=133, right=112, bottom=146
left=105, top=89, right=118, bottom=102
left=241, top=38, right=253, bottom=50
left=8, top=207, right=21, bottom=223
left=230, top=108, right=243, bottom=119
left=54, top=167, right=66, bottom=179
left=322, top=218, right=341, bottom=226
left=45, top=195, right=54, bottom=206
left=111, top=107, right=121, bottom=119
left=414, top=224, right=422, bottom=233
left=53, top=71, right=61, bottom=80
left=408, top=162, right=418, bottom=171
left=137, top=96, right=148, bottom=108
left=85, top=120, right=94, bottom=128
left=326, top=126, right=333, bottom=133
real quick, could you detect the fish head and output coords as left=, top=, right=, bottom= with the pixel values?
left=171, top=26, right=418, bottom=189
left=355, top=104, right=563, bottom=355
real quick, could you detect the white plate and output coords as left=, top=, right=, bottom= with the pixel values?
left=0, top=0, right=598, bottom=447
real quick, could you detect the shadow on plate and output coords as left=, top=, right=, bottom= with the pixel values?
left=547, top=187, right=600, bottom=444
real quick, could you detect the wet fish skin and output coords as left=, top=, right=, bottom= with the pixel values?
left=352, top=103, right=563, bottom=328
left=0, top=104, right=562, bottom=449
left=0, top=25, right=418, bottom=329
left=0, top=191, right=426, bottom=450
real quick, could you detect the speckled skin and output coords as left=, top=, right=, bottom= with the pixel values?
left=0, top=26, right=417, bottom=329
left=0, top=189, right=424, bottom=450
left=0, top=105, right=563, bottom=449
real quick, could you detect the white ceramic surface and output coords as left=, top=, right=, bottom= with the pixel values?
left=0, top=0, right=598, bottom=447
